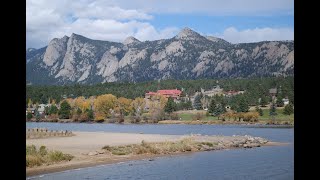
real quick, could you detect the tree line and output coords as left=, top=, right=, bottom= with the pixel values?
left=26, top=76, right=294, bottom=106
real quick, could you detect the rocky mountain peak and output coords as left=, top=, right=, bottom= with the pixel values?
left=175, top=27, right=203, bottom=40
left=205, top=36, right=231, bottom=45
left=27, top=30, right=294, bottom=85
left=27, top=48, right=36, bottom=52
left=123, top=36, right=140, bottom=45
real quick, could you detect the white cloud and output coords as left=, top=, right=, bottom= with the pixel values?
left=26, top=0, right=170, bottom=48
left=26, top=0, right=293, bottom=48
left=111, top=0, right=293, bottom=15
left=217, top=27, right=294, bottom=43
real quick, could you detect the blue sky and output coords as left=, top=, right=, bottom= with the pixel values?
left=150, top=14, right=294, bottom=34
left=27, top=0, right=294, bottom=49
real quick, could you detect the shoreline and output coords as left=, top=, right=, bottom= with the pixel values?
left=26, top=131, right=289, bottom=177
left=27, top=141, right=288, bottom=177
left=26, top=120, right=294, bottom=127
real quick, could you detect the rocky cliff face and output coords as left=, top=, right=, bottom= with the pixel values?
left=26, top=28, right=294, bottom=85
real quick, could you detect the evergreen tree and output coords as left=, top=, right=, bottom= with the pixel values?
left=255, top=106, right=263, bottom=116
left=208, top=99, right=216, bottom=114
left=260, top=96, right=268, bottom=107
left=164, top=97, right=176, bottom=114
left=237, top=96, right=249, bottom=112
left=86, top=109, right=94, bottom=120
left=283, top=103, right=294, bottom=115
left=186, top=100, right=192, bottom=110
left=276, top=96, right=284, bottom=107
left=213, top=103, right=224, bottom=116
left=48, top=105, right=58, bottom=115
left=34, top=109, right=41, bottom=121
left=193, top=94, right=203, bottom=110
left=269, top=101, right=277, bottom=121
left=58, top=100, right=71, bottom=119
left=26, top=112, right=33, bottom=120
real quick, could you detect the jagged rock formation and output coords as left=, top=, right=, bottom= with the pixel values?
left=27, top=27, right=294, bottom=85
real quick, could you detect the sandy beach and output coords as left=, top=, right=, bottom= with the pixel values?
left=26, top=131, right=288, bottom=177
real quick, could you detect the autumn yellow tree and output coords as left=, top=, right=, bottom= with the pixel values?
left=115, top=97, right=133, bottom=116
left=27, top=98, right=33, bottom=108
left=65, top=98, right=75, bottom=109
left=74, top=96, right=90, bottom=112
left=149, top=94, right=168, bottom=121
left=131, top=97, right=146, bottom=116
left=94, top=94, right=117, bottom=120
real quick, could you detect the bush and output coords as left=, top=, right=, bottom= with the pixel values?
left=26, top=145, right=73, bottom=167
left=86, top=109, right=94, bottom=120
left=79, top=113, right=89, bottom=122
left=130, top=115, right=141, bottom=123
left=94, top=112, right=105, bottom=121
left=283, top=103, right=294, bottom=115
left=47, top=151, right=73, bottom=163
left=26, top=145, right=37, bottom=155
left=26, top=112, right=33, bottom=120
left=39, top=146, right=47, bottom=156
left=192, top=112, right=204, bottom=120
left=26, top=155, right=43, bottom=167
left=170, top=113, right=179, bottom=120
left=48, top=114, right=59, bottom=120
left=71, top=114, right=79, bottom=121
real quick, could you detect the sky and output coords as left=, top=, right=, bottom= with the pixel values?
left=26, top=0, right=294, bottom=49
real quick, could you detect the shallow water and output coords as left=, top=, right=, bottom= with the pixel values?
left=26, top=123, right=293, bottom=180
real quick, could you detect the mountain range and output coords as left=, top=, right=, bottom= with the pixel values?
left=26, top=27, right=294, bottom=85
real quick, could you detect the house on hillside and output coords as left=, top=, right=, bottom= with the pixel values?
left=269, top=88, right=277, bottom=97
left=37, top=104, right=51, bottom=114
left=144, top=89, right=182, bottom=110
left=26, top=107, right=35, bottom=115
left=223, top=90, right=245, bottom=97
left=282, top=98, right=290, bottom=105
left=145, top=89, right=182, bottom=102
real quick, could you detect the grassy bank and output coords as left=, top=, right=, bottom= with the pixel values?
left=26, top=145, right=74, bottom=167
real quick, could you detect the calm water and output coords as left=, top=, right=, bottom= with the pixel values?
left=26, top=123, right=294, bottom=180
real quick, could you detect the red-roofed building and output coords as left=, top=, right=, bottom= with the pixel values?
left=145, top=89, right=182, bottom=101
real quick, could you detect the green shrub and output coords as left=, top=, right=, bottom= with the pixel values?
left=26, top=145, right=74, bottom=167
left=39, top=146, right=47, bottom=156
left=48, top=151, right=73, bottom=162
left=26, top=155, right=43, bottom=167
left=26, top=145, right=37, bottom=155
left=26, top=112, right=33, bottom=120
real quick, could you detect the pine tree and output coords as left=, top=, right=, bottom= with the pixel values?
left=58, top=100, right=71, bottom=119
left=86, top=109, right=94, bottom=120
left=165, top=97, right=176, bottom=114
left=237, top=96, right=249, bottom=112
left=208, top=99, right=216, bottom=114
left=269, top=101, right=277, bottom=122
left=214, top=103, right=224, bottom=116
left=276, top=96, right=284, bottom=107
left=48, top=105, right=58, bottom=115
left=255, top=106, right=263, bottom=116
left=283, top=103, right=294, bottom=115
left=260, top=96, right=268, bottom=107
left=194, top=94, right=203, bottom=110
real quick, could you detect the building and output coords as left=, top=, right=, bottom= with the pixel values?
left=144, top=89, right=182, bottom=110
left=145, top=89, right=182, bottom=102
left=282, top=98, right=290, bottom=105
left=269, top=88, right=277, bottom=97
left=26, top=107, right=35, bottom=115
left=223, top=90, right=245, bottom=97
left=37, top=104, right=51, bottom=114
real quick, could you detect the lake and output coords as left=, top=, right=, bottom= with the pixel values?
left=26, top=123, right=294, bottom=180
